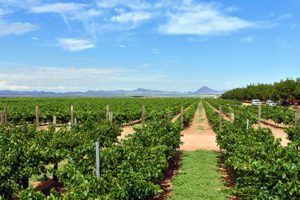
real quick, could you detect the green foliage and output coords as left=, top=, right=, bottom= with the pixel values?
left=180, top=101, right=199, bottom=128
left=56, top=120, right=181, bottom=199
left=285, top=125, right=300, bottom=145
left=206, top=98, right=296, bottom=126
left=204, top=99, right=300, bottom=199
left=0, top=124, right=43, bottom=199
left=0, top=97, right=197, bottom=124
left=0, top=98, right=194, bottom=199
left=222, top=77, right=300, bottom=101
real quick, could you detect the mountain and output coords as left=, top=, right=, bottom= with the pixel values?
left=193, top=86, right=223, bottom=95
left=0, top=87, right=223, bottom=97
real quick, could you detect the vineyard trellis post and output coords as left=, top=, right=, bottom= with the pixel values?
left=35, top=106, right=39, bottom=125
left=0, top=111, right=4, bottom=124
left=74, top=118, right=77, bottom=126
left=106, top=105, right=110, bottom=121
left=109, top=111, right=113, bottom=122
left=231, top=112, right=235, bottom=123
left=53, top=116, right=57, bottom=126
left=296, top=106, right=300, bottom=126
left=180, top=106, right=184, bottom=128
left=167, top=111, right=172, bottom=120
left=219, top=106, right=222, bottom=128
left=246, top=119, right=249, bottom=132
left=71, top=106, right=74, bottom=127
left=141, top=105, right=145, bottom=125
left=258, top=105, right=261, bottom=127
left=4, top=106, right=8, bottom=124
left=96, top=142, right=101, bottom=178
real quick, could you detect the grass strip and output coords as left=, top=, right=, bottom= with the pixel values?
left=170, top=150, right=228, bottom=200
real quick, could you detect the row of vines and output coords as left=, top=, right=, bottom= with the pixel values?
left=204, top=99, right=300, bottom=199
left=0, top=98, right=199, bottom=199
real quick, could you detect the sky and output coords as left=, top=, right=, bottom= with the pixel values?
left=0, top=0, right=299, bottom=92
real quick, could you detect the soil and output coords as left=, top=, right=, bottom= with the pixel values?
left=32, top=179, right=63, bottom=196
left=118, top=125, right=137, bottom=140
left=180, top=107, right=219, bottom=151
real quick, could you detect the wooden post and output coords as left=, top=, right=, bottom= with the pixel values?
left=296, top=106, right=300, bottom=126
left=219, top=106, right=222, bottom=128
left=70, top=106, right=74, bottom=127
left=96, top=142, right=100, bottom=178
left=141, top=105, right=145, bottom=125
left=53, top=116, right=57, bottom=126
left=106, top=105, right=109, bottom=121
left=3, top=106, right=7, bottom=124
left=0, top=111, right=4, bottom=124
left=258, top=105, right=261, bottom=127
left=180, top=106, right=184, bottom=128
left=246, top=119, right=249, bottom=132
left=109, top=111, right=113, bottom=122
left=167, top=111, right=172, bottom=120
left=74, top=118, right=77, bottom=126
left=35, top=106, right=39, bottom=125
left=230, top=113, right=235, bottom=123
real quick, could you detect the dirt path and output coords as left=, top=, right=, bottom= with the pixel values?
left=119, top=125, right=137, bottom=140
left=180, top=105, right=219, bottom=151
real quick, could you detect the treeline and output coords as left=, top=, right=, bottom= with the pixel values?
left=222, top=78, right=300, bottom=101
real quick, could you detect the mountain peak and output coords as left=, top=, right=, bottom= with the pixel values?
left=193, top=86, right=222, bottom=95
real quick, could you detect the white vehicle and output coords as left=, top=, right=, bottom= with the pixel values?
left=266, top=100, right=276, bottom=106
left=251, top=99, right=262, bottom=106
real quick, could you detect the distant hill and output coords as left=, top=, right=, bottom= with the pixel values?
left=0, top=86, right=224, bottom=97
left=193, top=86, right=223, bottom=95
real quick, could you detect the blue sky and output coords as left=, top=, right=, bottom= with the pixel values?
left=0, top=0, right=299, bottom=92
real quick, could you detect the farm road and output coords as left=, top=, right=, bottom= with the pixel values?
left=180, top=104, right=219, bottom=151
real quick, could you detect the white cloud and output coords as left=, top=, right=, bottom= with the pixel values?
left=0, top=0, right=39, bottom=9
left=0, top=80, right=30, bottom=90
left=0, top=67, right=129, bottom=91
left=0, top=66, right=166, bottom=91
left=72, top=8, right=102, bottom=21
left=240, top=36, right=253, bottom=43
left=277, top=13, right=292, bottom=20
left=0, top=22, right=38, bottom=36
left=31, top=2, right=85, bottom=14
left=159, top=2, right=254, bottom=35
left=57, top=38, right=96, bottom=51
left=97, top=0, right=150, bottom=10
left=111, top=11, right=153, bottom=24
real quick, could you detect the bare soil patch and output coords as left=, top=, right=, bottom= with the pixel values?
left=118, top=125, right=137, bottom=140
left=180, top=107, right=219, bottom=151
left=32, top=179, right=63, bottom=196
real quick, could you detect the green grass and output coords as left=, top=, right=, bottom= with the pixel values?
left=197, top=102, right=205, bottom=130
left=170, top=150, right=229, bottom=200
